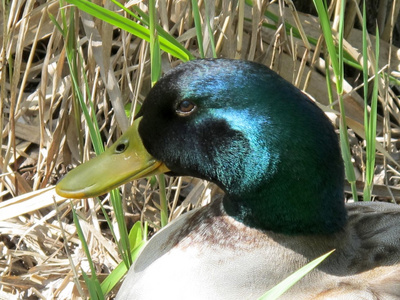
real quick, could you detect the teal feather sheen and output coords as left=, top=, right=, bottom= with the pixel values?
left=209, top=108, right=274, bottom=194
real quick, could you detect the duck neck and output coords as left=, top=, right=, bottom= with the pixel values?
left=222, top=160, right=348, bottom=235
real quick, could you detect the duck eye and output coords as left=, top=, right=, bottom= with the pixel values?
left=115, top=139, right=129, bottom=154
left=176, top=100, right=196, bottom=116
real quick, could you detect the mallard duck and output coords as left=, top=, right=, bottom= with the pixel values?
left=56, top=59, right=400, bottom=299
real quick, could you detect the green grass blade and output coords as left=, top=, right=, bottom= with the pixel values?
left=66, top=0, right=193, bottom=61
left=337, top=0, right=345, bottom=92
left=110, top=189, right=132, bottom=266
left=258, top=250, right=335, bottom=300
left=97, top=195, right=131, bottom=269
left=100, top=241, right=145, bottom=295
left=158, top=174, right=168, bottom=227
left=72, top=208, right=104, bottom=299
left=339, top=114, right=358, bottom=200
left=82, top=270, right=103, bottom=300
left=324, top=54, right=334, bottom=106
left=362, top=0, right=369, bottom=152
left=101, top=226, right=146, bottom=296
left=312, top=0, right=340, bottom=89
left=370, top=27, right=379, bottom=174
left=312, top=0, right=358, bottom=201
left=143, top=221, right=149, bottom=242
left=149, top=0, right=161, bottom=86
left=129, top=5, right=194, bottom=61
left=336, top=0, right=357, bottom=201
left=362, top=0, right=371, bottom=200
left=48, top=13, right=66, bottom=36
left=64, top=26, right=104, bottom=156
left=363, top=21, right=379, bottom=200
left=128, top=221, right=144, bottom=249
left=191, top=0, right=204, bottom=58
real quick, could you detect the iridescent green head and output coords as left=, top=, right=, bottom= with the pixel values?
left=57, top=59, right=346, bottom=234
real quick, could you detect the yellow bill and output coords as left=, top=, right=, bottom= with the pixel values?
left=55, top=117, right=169, bottom=198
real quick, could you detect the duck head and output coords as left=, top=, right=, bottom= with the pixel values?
left=56, top=59, right=347, bottom=234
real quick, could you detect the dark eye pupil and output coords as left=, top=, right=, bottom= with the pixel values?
left=178, top=100, right=195, bottom=113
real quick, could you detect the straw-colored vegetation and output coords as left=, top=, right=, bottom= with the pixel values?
left=0, top=0, right=399, bottom=299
